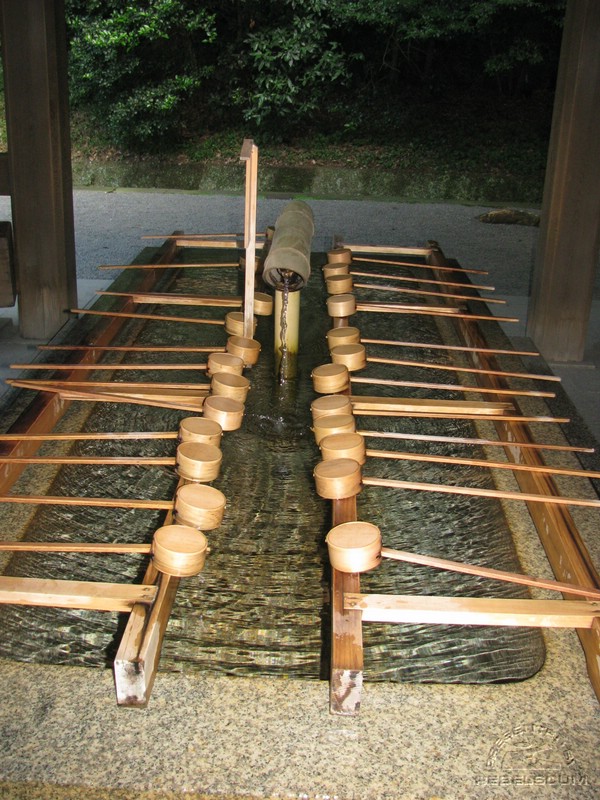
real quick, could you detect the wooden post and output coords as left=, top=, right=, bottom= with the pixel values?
left=0, top=0, right=77, bottom=339
left=527, top=0, right=600, bottom=361
left=240, top=139, right=259, bottom=339
left=330, top=496, right=364, bottom=716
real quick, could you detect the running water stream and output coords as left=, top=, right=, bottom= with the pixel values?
left=0, top=252, right=545, bottom=683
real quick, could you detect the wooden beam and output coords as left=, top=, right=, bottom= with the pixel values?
left=330, top=496, right=363, bottom=716
left=527, top=0, right=600, bottom=361
left=345, top=594, right=600, bottom=628
left=427, top=242, right=600, bottom=703
left=0, top=577, right=157, bottom=612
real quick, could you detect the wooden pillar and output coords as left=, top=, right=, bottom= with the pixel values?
left=527, top=0, right=600, bottom=362
left=0, top=0, right=77, bottom=339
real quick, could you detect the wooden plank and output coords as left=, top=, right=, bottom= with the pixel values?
left=0, top=234, right=181, bottom=495
left=345, top=594, right=600, bottom=628
left=330, top=495, right=363, bottom=716
left=0, top=577, right=157, bottom=612
left=427, top=242, right=600, bottom=703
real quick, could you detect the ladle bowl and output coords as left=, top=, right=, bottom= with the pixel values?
left=152, top=524, right=209, bottom=577
left=325, top=521, right=382, bottom=573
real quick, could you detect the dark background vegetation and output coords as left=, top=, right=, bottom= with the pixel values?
left=63, top=1, right=566, bottom=201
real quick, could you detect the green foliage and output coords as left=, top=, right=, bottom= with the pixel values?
left=65, top=0, right=565, bottom=152
left=66, top=0, right=217, bottom=150
left=235, top=3, right=350, bottom=137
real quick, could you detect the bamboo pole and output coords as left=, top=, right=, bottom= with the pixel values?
left=350, top=375, right=554, bottom=399
left=0, top=495, right=174, bottom=509
left=356, top=302, right=519, bottom=324
left=362, top=476, right=600, bottom=509
left=378, top=547, right=600, bottom=600
left=98, top=262, right=238, bottom=270
left=0, top=456, right=176, bottom=466
left=353, top=281, right=506, bottom=305
left=7, top=379, right=210, bottom=390
left=38, top=345, right=225, bottom=353
left=97, top=291, right=242, bottom=308
left=360, top=337, right=539, bottom=358
left=350, top=254, right=488, bottom=275
left=70, top=308, right=226, bottom=326
left=353, top=409, right=569, bottom=423
left=349, top=270, right=496, bottom=292
left=0, top=432, right=179, bottom=442
left=349, top=396, right=512, bottom=415
left=357, top=429, right=594, bottom=454
left=0, top=541, right=152, bottom=553
left=363, top=356, right=560, bottom=383
left=344, top=594, right=600, bottom=628
left=8, top=382, right=206, bottom=413
left=366, top=448, right=600, bottom=480
left=11, top=362, right=210, bottom=371
left=339, top=244, right=433, bottom=257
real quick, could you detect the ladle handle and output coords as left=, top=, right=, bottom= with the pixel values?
left=380, top=547, right=600, bottom=601
left=0, top=542, right=152, bottom=554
